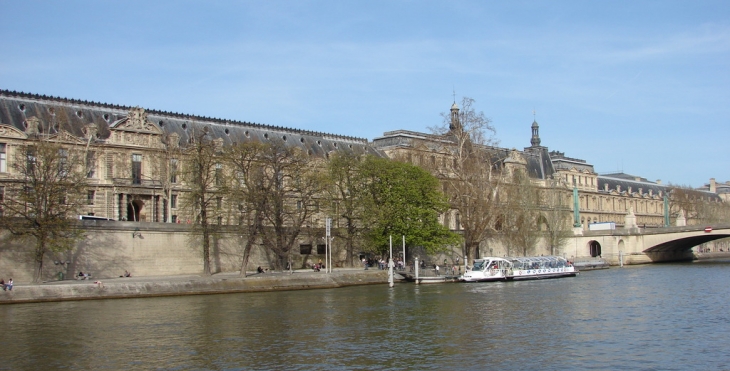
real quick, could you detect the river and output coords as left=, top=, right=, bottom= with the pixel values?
left=1, top=260, right=729, bottom=370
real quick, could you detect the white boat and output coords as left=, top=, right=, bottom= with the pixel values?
left=460, top=257, right=511, bottom=282
left=460, top=256, right=578, bottom=282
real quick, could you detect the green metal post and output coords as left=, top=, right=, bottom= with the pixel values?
left=573, top=187, right=581, bottom=227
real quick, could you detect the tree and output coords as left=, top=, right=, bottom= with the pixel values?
left=150, top=133, right=183, bottom=223
left=180, top=128, right=222, bottom=275
left=222, top=140, right=268, bottom=275
left=325, top=150, right=369, bottom=266
left=429, top=97, right=500, bottom=263
left=541, top=178, right=574, bottom=255
left=256, top=140, right=326, bottom=270
left=360, top=156, right=459, bottom=256
left=0, top=138, right=88, bottom=282
left=498, top=168, right=542, bottom=256
left=668, top=185, right=729, bottom=225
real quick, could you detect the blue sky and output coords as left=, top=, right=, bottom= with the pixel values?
left=1, top=0, right=728, bottom=187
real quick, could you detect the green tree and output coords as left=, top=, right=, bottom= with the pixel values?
left=360, top=156, right=459, bottom=256
left=0, top=138, right=88, bottom=282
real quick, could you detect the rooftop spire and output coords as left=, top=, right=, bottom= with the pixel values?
left=530, top=109, right=541, bottom=147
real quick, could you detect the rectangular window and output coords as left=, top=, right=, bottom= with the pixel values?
left=170, top=158, right=178, bottom=184
left=216, top=196, right=222, bottom=210
left=26, top=148, right=36, bottom=174
left=215, top=163, right=223, bottom=186
left=171, top=194, right=178, bottom=209
left=171, top=215, right=178, bottom=223
left=0, top=143, right=6, bottom=173
left=87, top=190, right=95, bottom=205
left=0, top=186, right=5, bottom=203
left=132, top=154, right=142, bottom=184
left=58, top=148, right=68, bottom=177
left=86, top=151, right=96, bottom=178
left=299, top=244, right=312, bottom=255
left=317, top=244, right=326, bottom=255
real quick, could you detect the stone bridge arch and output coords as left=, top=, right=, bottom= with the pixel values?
left=643, top=233, right=730, bottom=253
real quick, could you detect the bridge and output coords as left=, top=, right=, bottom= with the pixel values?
left=567, top=224, right=730, bottom=265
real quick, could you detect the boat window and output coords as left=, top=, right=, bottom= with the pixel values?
left=472, top=261, right=485, bottom=271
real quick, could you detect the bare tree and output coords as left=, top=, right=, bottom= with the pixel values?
left=540, top=179, right=573, bottom=256
left=429, top=97, right=500, bottom=263
left=0, top=137, right=88, bottom=282
left=668, top=185, right=716, bottom=225
left=180, top=128, right=222, bottom=275
left=221, top=140, right=268, bottom=275
left=325, top=150, right=368, bottom=266
left=149, top=133, right=183, bottom=223
left=498, top=168, right=542, bottom=256
left=257, top=140, right=326, bottom=270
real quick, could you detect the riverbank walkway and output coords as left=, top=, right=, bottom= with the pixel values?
left=0, top=268, right=391, bottom=304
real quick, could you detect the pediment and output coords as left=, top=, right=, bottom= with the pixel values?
left=0, top=124, right=28, bottom=139
left=110, top=107, right=163, bottom=135
left=48, top=130, right=87, bottom=144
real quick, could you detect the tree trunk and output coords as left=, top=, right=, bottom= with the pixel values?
left=201, top=207, right=211, bottom=276
left=33, top=239, right=45, bottom=283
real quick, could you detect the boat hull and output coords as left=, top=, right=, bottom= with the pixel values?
left=507, top=268, right=578, bottom=281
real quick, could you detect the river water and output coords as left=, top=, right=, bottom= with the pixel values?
left=1, top=260, right=729, bottom=371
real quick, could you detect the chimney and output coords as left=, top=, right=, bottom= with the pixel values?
left=710, top=178, right=716, bottom=193
left=656, top=179, right=662, bottom=185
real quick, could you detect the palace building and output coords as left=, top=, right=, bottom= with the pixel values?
left=0, top=90, right=377, bottom=225
left=0, top=89, right=723, bottom=231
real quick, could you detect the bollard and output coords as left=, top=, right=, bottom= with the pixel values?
left=415, top=257, right=419, bottom=285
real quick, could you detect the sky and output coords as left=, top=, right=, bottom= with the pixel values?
left=1, top=0, right=728, bottom=188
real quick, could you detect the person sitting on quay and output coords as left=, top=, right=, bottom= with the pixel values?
left=78, top=272, right=90, bottom=280
left=119, top=270, right=131, bottom=278
left=3, top=278, right=12, bottom=291
left=257, top=266, right=265, bottom=274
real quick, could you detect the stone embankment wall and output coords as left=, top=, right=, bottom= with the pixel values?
left=0, top=221, right=277, bottom=283
left=0, top=270, right=390, bottom=304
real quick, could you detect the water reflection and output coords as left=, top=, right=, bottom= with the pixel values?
left=1, top=261, right=730, bottom=370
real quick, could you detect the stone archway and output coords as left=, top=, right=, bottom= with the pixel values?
left=589, top=240, right=602, bottom=258
left=127, top=199, right=145, bottom=222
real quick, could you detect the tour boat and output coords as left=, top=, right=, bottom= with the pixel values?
left=460, top=256, right=578, bottom=282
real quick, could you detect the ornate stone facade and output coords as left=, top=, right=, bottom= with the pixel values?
left=371, top=104, right=724, bottom=232
left=0, top=90, right=722, bottom=230
left=0, top=90, right=376, bottom=225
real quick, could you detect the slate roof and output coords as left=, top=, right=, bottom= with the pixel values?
left=0, top=89, right=381, bottom=158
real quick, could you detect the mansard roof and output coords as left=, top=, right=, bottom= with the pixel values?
left=597, top=173, right=666, bottom=197
left=373, top=129, right=557, bottom=180
left=0, top=89, right=381, bottom=157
